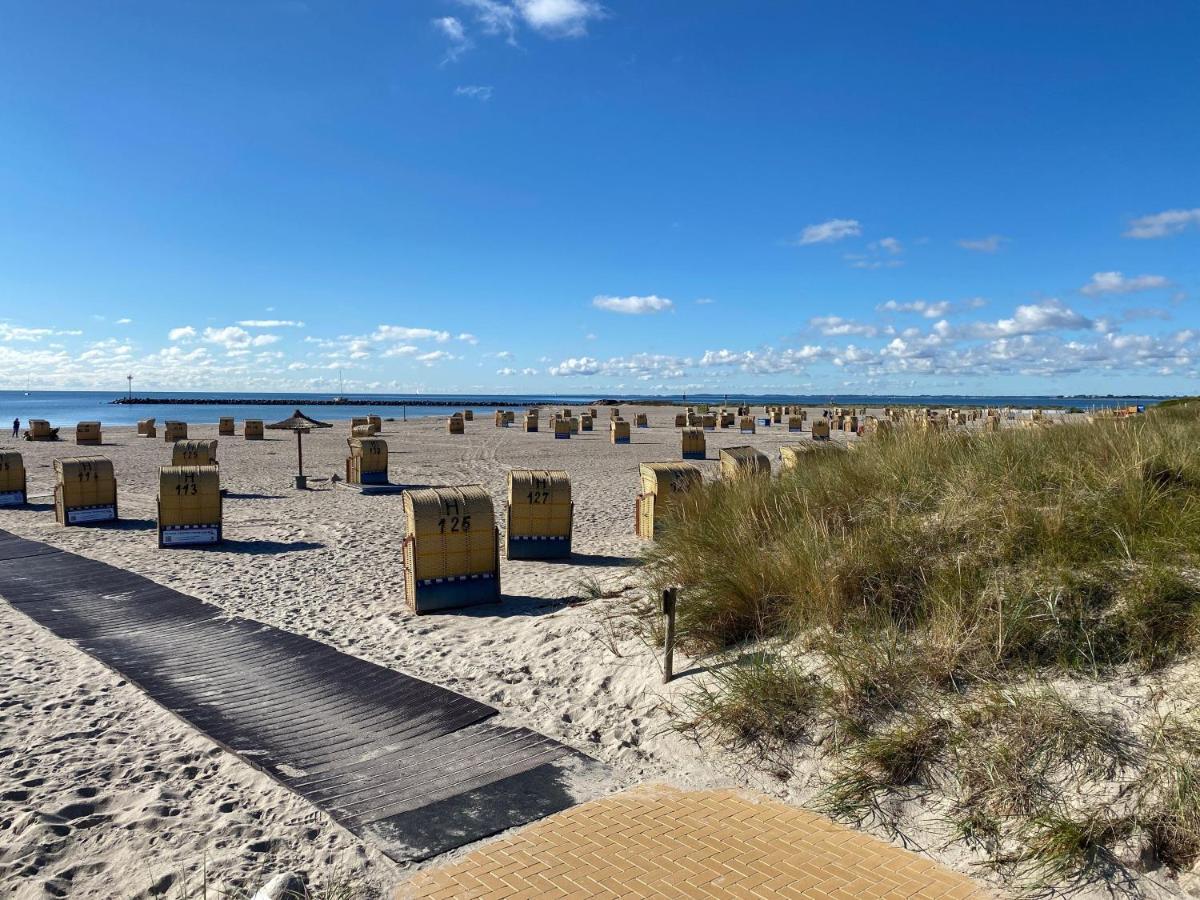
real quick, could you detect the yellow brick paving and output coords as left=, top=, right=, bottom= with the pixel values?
left=397, top=784, right=988, bottom=899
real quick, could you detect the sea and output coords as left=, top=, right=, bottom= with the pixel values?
left=0, top=390, right=1172, bottom=429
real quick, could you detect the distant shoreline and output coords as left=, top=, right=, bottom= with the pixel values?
left=104, top=396, right=1155, bottom=410
left=109, top=397, right=631, bottom=408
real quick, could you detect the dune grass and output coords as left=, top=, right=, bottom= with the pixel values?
left=641, top=403, right=1200, bottom=891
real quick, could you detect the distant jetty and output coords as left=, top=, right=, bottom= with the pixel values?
left=110, top=396, right=640, bottom=408
left=113, top=397, right=533, bottom=408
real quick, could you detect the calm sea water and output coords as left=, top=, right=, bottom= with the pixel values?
left=0, top=390, right=1170, bottom=429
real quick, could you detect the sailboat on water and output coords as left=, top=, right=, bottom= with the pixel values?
left=332, top=368, right=347, bottom=403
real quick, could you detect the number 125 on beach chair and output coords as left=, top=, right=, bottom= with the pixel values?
left=402, top=486, right=501, bottom=613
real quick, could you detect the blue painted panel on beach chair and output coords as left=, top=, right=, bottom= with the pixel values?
left=412, top=572, right=500, bottom=613
left=506, top=535, right=571, bottom=560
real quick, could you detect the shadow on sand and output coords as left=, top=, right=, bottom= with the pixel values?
left=672, top=657, right=740, bottom=680
left=203, top=538, right=324, bottom=555
left=112, top=518, right=157, bottom=532
left=443, top=593, right=584, bottom=619
left=566, top=552, right=639, bottom=568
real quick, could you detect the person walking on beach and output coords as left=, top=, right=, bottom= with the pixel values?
left=11, top=418, right=17, bottom=438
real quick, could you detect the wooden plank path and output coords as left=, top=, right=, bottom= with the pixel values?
left=0, top=528, right=611, bottom=863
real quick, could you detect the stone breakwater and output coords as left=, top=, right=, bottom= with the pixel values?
left=113, top=397, right=542, bottom=408
left=110, top=397, right=656, bottom=408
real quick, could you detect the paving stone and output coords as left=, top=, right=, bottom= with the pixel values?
left=398, top=784, right=989, bottom=899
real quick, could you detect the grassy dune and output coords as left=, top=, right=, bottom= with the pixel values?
left=641, top=404, right=1200, bottom=892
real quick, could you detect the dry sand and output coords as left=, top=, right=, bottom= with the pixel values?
left=0, top=405, right=826, bottom=897
left=3, top=405, right=1183, bottom=898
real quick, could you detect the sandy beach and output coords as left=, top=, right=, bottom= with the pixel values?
left=0, top=406, right=873, bottom=897
left=9, top=405, right=1190, bottom=899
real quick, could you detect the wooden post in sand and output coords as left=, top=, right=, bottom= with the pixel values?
left=662, top=587, right=678, bottom=684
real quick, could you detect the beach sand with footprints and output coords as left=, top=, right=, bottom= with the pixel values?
left=0, top=405, right=1016, bottom=897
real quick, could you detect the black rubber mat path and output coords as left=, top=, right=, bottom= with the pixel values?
left=0, top=528, right=611, bottom=862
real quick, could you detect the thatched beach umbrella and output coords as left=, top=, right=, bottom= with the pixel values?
left=267, top=409, right=332, bottom=489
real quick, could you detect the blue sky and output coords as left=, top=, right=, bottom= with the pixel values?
left=1, top=1, right=1198, bottom=395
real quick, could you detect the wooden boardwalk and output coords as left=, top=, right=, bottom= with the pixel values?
left=400, top=784, right=988, bottom=899
left=0, top=528, right=610, bottom=863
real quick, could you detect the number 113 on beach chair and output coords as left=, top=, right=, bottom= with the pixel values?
left=157, top=465, right=222, bottom=547
left=402, top=486, right=500, bottom=613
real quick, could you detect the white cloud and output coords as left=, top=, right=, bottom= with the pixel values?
left=1080, top=271, right=1170, bottom=296
left=698, top=346, right=826, bottom=375
left=455, top=85, right=493, bottom=101
left=303, top=324, right=453, bottom=363
left=168, top=326, right=197, bottom=342
left=952, top=299, right=1092, bottom=339
left=809, top=315, right=880, bottom=337
left=199, top=326, right=280, bottom=351
left=381, top=344, right=418, bottom=358
left=592, top=294, right=674, bottom=315
left=790, top=218, right=861, bottom=246
left=520, top=367, right=539, bottom=376
left=79, top=339, right=133, bottom=362
left=496, top=367, right=516, bottom=376
left=237, top=319, right=305, bottom=327
left=957, top=235, right=1008, bottom=253
left=115, top=317, right=133, bottom=325
left=456, top=0, right=519, bottom=41
left=416, top=350, right=456, bottom=364
left=549, top=356, right=600, bottom=376
left=877, top=299, right=952, bottom=319
left=697, top=349, right=745, bottom=367
left=695, top=297, right=715, bottom=305
left=372, top=325, right=451, bottom=343
left=549, top=353, right=689, bottom=379
left=202, top=326, right=253, bottom=349
left=454, top=0, right=603, bottom=44
left=1124, top=208, right=1200, bottom=239
left=152, top=345, right=210, bottom=365
left=871, top=237, right=902, bottom=254
left=0, top=324, right=54, bottom=341
left=457, top=332, right=479, bottom=344
left=433, top=15, right=471, bottom=60
left=434, top=14, right=467, bottom=41
left=515, top=0, right=603, bottom=36
left=847, top=255, right=903, bottom=270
